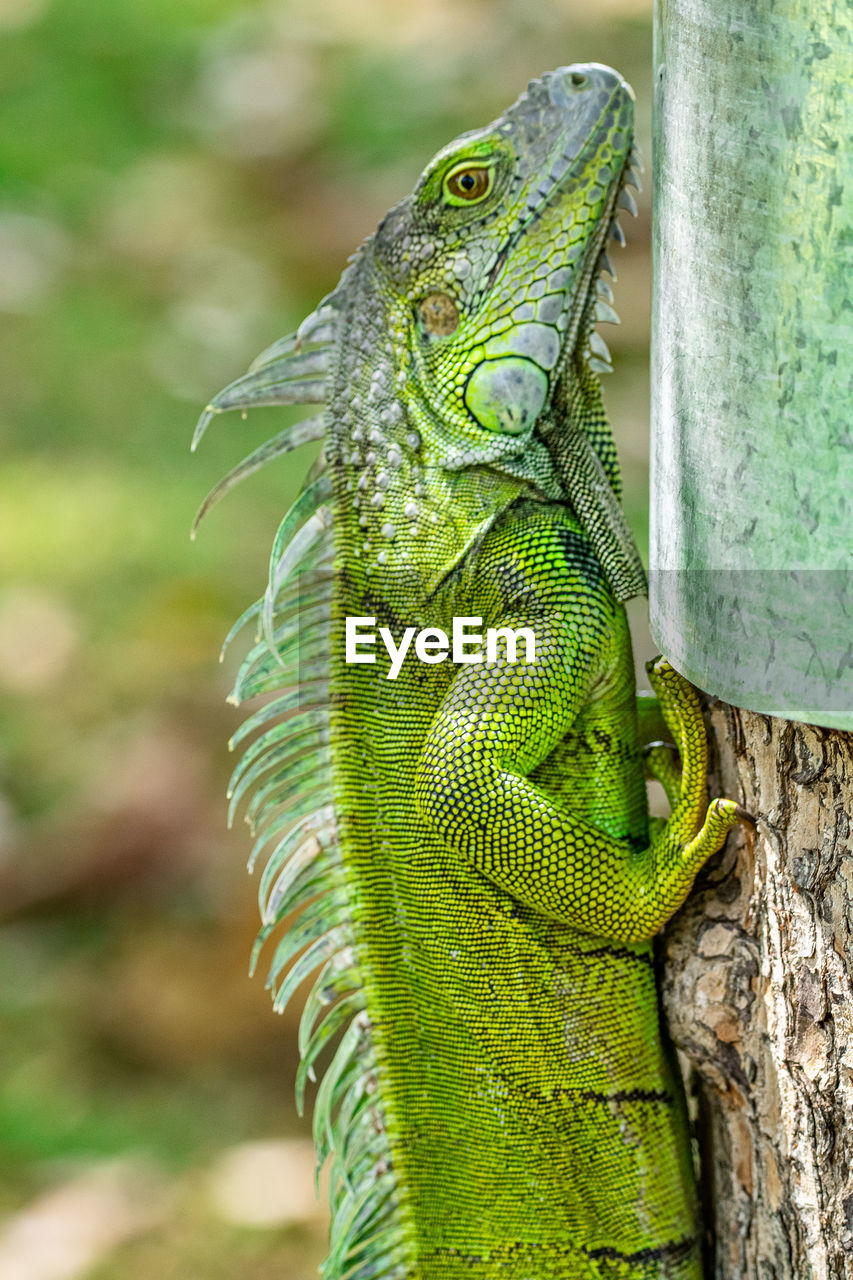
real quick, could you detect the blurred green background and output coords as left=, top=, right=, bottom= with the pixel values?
left=0, top=0, right=653, bottom=1275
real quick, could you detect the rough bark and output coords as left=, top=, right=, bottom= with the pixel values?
left=662, top=702, right=853, bottom=1280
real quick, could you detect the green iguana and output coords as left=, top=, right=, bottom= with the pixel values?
left=195, top=64, right=747, bottom=1280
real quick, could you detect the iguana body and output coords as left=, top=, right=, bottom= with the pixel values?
left=196, top=64, right=743, bottom=1280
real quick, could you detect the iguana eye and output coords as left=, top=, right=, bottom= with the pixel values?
left=443, top=163, right=493, bottom=205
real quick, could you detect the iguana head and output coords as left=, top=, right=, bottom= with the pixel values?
left=370, top=63, right=636, bottom=468
left=194, top=64, right=641, bottom=592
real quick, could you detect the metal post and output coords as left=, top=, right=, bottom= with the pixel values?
left=651, top=0, right=852, bottom=730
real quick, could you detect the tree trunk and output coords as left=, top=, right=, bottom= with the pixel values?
left=661, top=700, right=853, bottom=1279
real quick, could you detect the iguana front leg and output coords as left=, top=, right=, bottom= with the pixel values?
left=415, top=636, right=743, bottom=945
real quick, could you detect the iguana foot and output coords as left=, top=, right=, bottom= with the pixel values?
left=645, top=656, right=752, bottom=872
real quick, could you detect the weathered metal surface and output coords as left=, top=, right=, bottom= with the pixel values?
left=651, top=0, right=852, bottom=730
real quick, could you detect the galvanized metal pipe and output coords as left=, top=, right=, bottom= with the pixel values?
left=650, top=0, right=852, bottom=729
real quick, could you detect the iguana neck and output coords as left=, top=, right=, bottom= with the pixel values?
left=326, top=249, right=559, bottom=597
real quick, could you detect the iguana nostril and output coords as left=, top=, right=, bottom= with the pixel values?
left=571, top=72, right=588, bottom=88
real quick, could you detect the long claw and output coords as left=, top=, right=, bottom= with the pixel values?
left=733, top=804, right=757, bottom=828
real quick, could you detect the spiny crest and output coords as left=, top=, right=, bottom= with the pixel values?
left=190, top=300, right=337, bottom=534
left=193, top=283, right=406, bottom=1278
left=582, top=143, right=641, bottom=377
left=217, top=507, right=403, bottom=1280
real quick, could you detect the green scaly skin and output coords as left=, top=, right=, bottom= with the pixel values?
left=195, top=64, right=746, bottom=1280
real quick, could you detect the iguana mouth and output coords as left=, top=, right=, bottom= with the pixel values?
left=483, top=131, right=632, bottom=301
left=561, top=144, right=642, bottom=381
left=483, top=78, right=639, bottom=389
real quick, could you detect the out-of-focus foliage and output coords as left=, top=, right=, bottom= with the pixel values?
left=0, top=0, right=652, bottom=1273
